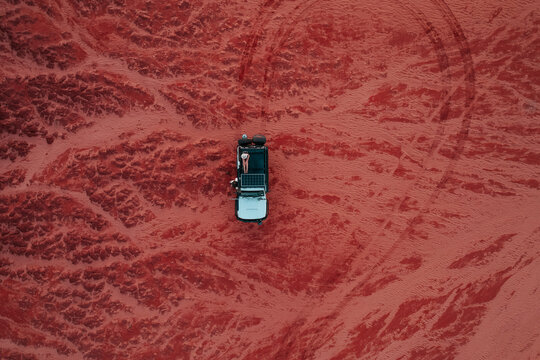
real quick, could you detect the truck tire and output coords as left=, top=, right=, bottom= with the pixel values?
left=252, top=134, right=266, bottom=145
left=238, top=137, right=252, bottom=146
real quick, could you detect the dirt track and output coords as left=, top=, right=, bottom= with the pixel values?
left=1, top=0, right=539, bottom=359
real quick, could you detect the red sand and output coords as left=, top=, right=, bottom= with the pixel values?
left=1, top=0, right=539, bottom=359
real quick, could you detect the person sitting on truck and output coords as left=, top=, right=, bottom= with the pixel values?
left=241, top=152, right=250, bottom=173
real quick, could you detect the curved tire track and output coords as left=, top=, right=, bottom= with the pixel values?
left=323, top=2, right=476, bottom=355
left=343, top=0, right=477, bottom=301
left=239, top=0, right=476, bottom=357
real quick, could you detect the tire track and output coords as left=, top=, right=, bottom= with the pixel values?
left=236, top=0, right=298, bottom=128
left=341, top=0, right=477, bottom=301
left=238, top=0, right=284, bottom=83
left=254, top=0, right=458, bottom=278
left=239, top=0, right=477, bottom=356
left=391, top=0, right=477, bottom=246
left=257, top=0, right=320, bottom=124
left=366, top=0, right=477, bottom=258
left=371, top=1, right=454, bottom=242
left=258, top=0, right=455, bottom=212
left=237, top=0, right=319, bottom=130
left=318, top=3, right=476, bottom=354
left=234, top=0, right=476, bottom=356
left=430, top=0, right=476, bottom=176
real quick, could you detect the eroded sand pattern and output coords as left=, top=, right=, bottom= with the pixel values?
left=0, top=0, right=539, bottom=359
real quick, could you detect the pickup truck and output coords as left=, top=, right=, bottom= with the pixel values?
left=232, top=134, right=269, bottom=224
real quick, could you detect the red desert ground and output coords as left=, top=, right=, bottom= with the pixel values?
left=0, top=0, right=539, bottom=359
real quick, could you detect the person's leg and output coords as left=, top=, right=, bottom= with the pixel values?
left=246, top=154, right=249, bottom=173
left=243, top=159, right=248, bottom=173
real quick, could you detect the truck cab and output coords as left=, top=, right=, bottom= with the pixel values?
left=234, top=135, right=269, bottom=224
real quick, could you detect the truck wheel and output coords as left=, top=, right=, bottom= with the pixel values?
left=238, top=137, right=252, bottom=145
left=252, top=134, right=266, bottom=145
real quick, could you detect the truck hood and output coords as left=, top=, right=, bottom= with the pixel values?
left=237, top=196, right=267, bottom=220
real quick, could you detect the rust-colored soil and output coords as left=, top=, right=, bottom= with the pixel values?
left=1, top=0, right=539, bottom=359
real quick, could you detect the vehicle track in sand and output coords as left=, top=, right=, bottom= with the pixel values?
left=237, top=0, right=475, bottom=279
left=317, top=0, right=477, bottom=354
left=238, top=0, right=463, bottom=241
left=342, top=0, right=478, bottom=290
left=237, top=0, right=442, bottom=267
left=235, top=0, right=477, bottom=356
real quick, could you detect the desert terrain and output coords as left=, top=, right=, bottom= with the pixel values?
left=0, top=0, right=539, bottom=359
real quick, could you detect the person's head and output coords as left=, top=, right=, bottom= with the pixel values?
left=241, top=152, right=248, bottom=159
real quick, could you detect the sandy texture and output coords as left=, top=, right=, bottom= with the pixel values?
left=0, top=0, right=539, bottom=359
